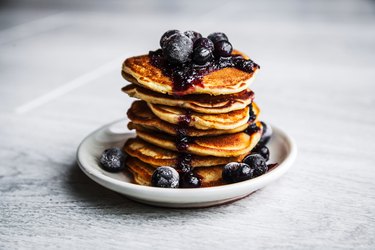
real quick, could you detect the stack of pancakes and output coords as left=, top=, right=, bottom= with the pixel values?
left=121, top=51, right=262, bottom=187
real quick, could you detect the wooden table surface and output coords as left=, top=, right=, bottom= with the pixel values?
left=1, top=0, right=374, bottom=249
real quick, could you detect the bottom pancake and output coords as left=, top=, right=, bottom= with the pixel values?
left=126, top=157, right=224, bottom=187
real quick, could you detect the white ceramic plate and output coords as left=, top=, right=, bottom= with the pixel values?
left=77, top=119, right=297, bottom=208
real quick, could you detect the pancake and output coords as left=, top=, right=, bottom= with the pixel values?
left=122, top=50, right=259, bottom=96
left=127, top=100, right=260, bottom=136
left=122, top=84, right=254, bottom=114
left=124, top=138, right=247, bottom=167
left=135, top=124, right=262, bottom=157
left=148, top=102, right=250, bottom=130
left=126, top=157, right=224, bottom=187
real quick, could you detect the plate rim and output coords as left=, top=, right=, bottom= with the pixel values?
left=76, top=119, right=297, bottom=201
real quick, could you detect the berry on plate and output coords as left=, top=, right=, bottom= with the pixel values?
left=243, top=154, right=268, bottom=177
left=99, top=148, right=126, bottom=172
left=222, top=162, right=254, bottom=183
left=151, top=166, right=180, bottom=188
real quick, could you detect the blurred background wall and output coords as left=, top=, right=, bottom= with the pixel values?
left=1, top=0, right=374, bottom=172
left=1, top=0, right=374, bottom=125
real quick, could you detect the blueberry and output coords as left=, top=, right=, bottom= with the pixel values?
left=99, top=148, right=126, bottom=172
left=252, top=146, right=270, bottom=161
left=208, top=32, right=229, bottom=44
left=184, top=30, right=202, bottom=43
left=214, top=40, right=233, bottom=57
left=258, top=121, right=273, bottom=146
left=222, top=162, right=254, bottom=183
left=180, top=172, right=201, bottom=188
left=160, top=29, right=180, bottom=49
left=163, top=34, right=193, bottom=64
left=242, top=154, right=268, bottom=177
left=193, top=47, right=213, bottom=65
left=151, top=166, right=179, bottom=188
left=193, top=38, right=214, bottom=51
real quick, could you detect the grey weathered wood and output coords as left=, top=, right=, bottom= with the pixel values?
left=1, top=0, right=375, bottom=249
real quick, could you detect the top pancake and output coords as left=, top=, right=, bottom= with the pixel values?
left=122, top=50, right=259, bottom=96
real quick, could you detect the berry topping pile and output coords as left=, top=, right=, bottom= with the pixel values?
left=150, top=30, right=259, bottom=93
left=158, top=30, right=252, bottom=66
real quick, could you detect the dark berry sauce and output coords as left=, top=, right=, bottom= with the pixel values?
left=248, top=103, right=256, bottom=122
left=177, top=109, right=192, bottom=126
left=176, top=153, right=192, bottom=173
left=175, top=135, right=193, bottom=152
left=149, top=49, right=259, bottom=95
left=173, top=109, right=202, bottom=187
left=175, top=109, right=193, bottom=152
left=267, top=163, right=278, bottom=171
